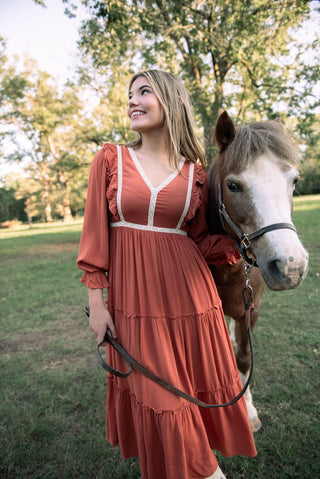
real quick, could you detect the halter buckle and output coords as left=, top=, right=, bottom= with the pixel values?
left=241, top=234, right=251, bottom=249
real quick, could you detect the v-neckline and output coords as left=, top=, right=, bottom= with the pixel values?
left=128, top=147, right=185, bottom=193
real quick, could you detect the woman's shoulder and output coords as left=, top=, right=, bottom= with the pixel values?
left=102, top=142, right=118, bottom=161
left=91, top=142, right=118, bottom=170
left=193, top=162, right=207, bottom=185
left=102, top=142, right=132, bottom=163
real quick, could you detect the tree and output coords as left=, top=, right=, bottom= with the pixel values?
left=0, top=186, right=27, bottom=223
left=295, top=111, right=320, bottom=195
left=66, top=0, right=320, bottom=163
left=3, top=173, right=42, bottom=224
left=0, top=40, right=97, bottom=222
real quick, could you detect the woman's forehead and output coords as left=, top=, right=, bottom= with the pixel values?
left=129, top=75, right=151, bottom=92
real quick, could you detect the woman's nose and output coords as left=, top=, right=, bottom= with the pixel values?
left=128, top=95, right=138, bottom=107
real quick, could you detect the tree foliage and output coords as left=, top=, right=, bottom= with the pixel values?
left=1, top=2, right=320, bottom=224
left=0, top=39, right=99, bottom=222
left=0, top=186, right=27, bottom=223
left=68, top=0, right=320, bottom=162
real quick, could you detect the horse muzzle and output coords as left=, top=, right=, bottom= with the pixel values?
left=259, top=249, right=309, bottom=291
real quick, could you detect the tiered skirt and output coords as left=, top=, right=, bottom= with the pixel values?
left=105, top=227, right=256, bottom=479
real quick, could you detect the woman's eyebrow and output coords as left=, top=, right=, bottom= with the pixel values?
left=138, top=85, right=152, bottom=90
left=128, top=85, right=152, bottom=96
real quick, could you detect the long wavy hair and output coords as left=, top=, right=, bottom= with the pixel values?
left=126, top=70, right=205, bottom=168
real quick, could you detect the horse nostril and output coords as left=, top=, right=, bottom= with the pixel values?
left=268, top=257, right=306, bottom=288
left=268, top=258, right=288, bottom=282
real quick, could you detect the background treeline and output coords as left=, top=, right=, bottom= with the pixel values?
left=1, top=0, right=320, bottom=224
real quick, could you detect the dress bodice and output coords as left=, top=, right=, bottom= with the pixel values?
left=77, top=142, right=240, bottom=290
left=108, top=145, right=194, bottom=236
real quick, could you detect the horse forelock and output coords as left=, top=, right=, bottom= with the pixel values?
left=218, top=120, right=301, bottom=175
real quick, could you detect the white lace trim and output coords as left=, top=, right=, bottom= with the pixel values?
left=128, top=147, right=184, bottom=193
left=176, top=162, right=194, bottom=229
left=115, top=145, right=192, bottom=235
left=110, top=221, right=187, bottom=236
left=116, top=145, right=125, bottom=222
left=128, top=147, right=185, bottom=227
left=148, top=191, right=158, bottom=226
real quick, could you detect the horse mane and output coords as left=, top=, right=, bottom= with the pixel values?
left=219, top=120, right=301, bottom=175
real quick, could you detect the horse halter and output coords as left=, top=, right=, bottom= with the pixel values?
left=218, top=182, right=297, bottom=267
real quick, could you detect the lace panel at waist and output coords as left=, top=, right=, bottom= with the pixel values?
left=110, top=221, right=187, bottom=236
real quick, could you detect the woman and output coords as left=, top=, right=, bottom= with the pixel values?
left=77, top=70, right=257, bottom=479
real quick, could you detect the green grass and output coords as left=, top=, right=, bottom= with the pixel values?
left=1, top=197, right=319, bottom=479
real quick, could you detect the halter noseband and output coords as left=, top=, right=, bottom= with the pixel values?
left=218, top=183, right=297, bottom=267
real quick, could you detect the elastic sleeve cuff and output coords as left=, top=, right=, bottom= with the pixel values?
left=228, top=248, right=241, bottom=265
left=80, top=271, right=109, bottom=289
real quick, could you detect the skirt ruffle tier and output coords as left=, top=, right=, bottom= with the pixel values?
left=105, top=228, right=256, bottom=479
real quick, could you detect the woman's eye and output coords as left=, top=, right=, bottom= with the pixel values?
left=227, top=182, right=242, bottom=192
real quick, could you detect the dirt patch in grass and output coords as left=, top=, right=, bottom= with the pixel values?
left=28, top=242, right=79, bottom=255
left=0, top=313, right=90, bottom=356
left=1, top=241, right=80, bottom=267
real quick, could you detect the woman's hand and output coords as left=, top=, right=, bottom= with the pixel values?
left=88, top=289, right=117, bottom=344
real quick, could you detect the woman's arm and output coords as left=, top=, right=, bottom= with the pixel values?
left=77, top=148, right=110, bottom=288
left=77, top=146, right=117, bottom=341
left=88, top=288, right=117, bottom=342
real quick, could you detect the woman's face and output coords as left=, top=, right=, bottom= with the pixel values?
left=127, top=76, right=165, bottom=133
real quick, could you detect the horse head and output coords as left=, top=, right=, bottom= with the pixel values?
left=208, top=111, right=309, bottom=291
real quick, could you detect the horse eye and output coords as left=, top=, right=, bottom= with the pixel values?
left=227, top=181, right=242, bottom=192
left=292, top=176, right=300, bottom=188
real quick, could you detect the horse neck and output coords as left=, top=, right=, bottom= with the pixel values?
left=206, top=161, right=225, bottom=235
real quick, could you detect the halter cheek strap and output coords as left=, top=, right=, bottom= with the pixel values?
left=218, top=183, right=297, bottom=267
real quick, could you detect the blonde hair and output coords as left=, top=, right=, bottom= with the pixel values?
left=126, top=70, right=205, bottom=168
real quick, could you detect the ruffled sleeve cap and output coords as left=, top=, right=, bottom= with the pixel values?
left=184, top=163, right=207, bottom=225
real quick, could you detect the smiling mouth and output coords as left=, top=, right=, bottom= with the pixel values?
left=131, top=111, right=146, bottom=119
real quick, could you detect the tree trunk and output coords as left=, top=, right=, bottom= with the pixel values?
left=62, top=179, right=73, bottom=223
left=43, top=182, right=53, bottom=222
left=202, top=93, right=224, bottom=167
left=203, top=124, right=218, bottom=169
left=45, top=202, right=53, bottom=223
left=24, top=198, right=33, bottom=227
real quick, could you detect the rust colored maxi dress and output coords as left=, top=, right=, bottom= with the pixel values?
left=77, top=143, right=257, bottom=479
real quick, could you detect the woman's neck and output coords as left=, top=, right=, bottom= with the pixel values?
left=137, top=131, right=169, bottom=165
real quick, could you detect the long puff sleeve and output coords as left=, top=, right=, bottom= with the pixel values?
left=77, top=148, right=110, bottom=288
left=188, top=165, right=240, bottom=265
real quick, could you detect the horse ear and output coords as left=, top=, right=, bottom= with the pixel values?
left=215, top=111, right=236, bottom=152
left=275, top=117, right=284, bottom=130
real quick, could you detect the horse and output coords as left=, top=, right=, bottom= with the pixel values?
left=206, top=111, right=309, bottom=432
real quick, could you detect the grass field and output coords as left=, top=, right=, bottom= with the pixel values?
left=0, top=197, right=319, bottom=479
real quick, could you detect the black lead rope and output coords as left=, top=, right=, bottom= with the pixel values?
left=86, top=302, right=254, bottom=408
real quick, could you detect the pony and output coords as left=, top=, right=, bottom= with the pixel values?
left=207, top=111, right=309, bottom=432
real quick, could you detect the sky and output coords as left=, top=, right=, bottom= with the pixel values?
left=0, top=0, right=83, bottom=85
left=0, top=0, right=85, bottom=179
